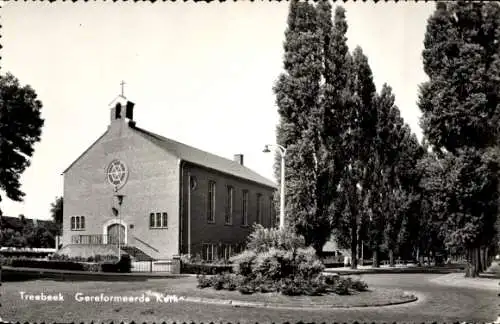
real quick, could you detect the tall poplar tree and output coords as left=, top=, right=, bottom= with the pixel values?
left=418, top=2, right=500, bottom=276
left=273, top=0, right=333, bottom=253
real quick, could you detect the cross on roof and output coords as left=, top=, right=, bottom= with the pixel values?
left=120, top=80, right=126, bottom=97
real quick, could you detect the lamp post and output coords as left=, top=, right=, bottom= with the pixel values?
left=114, top=187, right=125, bottom=259
left=263, top=144, right=287, bottom=230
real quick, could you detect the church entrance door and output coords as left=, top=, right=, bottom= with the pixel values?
left=107, top=223, right=126, bottom=245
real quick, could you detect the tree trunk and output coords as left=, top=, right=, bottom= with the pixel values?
left=465, top=247, right=479, bottom=278
left=389, top=249, right=395, bottom=267
left=372, top=248, right=380, bottom=268
left=351, top=221, right=358, bottom=269
left=477, top=247, right=482, bottom=274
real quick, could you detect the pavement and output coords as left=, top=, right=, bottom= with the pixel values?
left=429, top=272, right=500, bottom=291
left=2, top=273, right=497, bottom=323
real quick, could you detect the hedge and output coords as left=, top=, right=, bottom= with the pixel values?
left=11, top=259, right=85, bottom=271
left=181, top=262, right=232, bottom=274
left=9, top=255, right=132, bottom=273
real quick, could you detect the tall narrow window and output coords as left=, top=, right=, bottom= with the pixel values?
left=156, top=212, right=162, bottom=227
left=269, top=196, right=274, bottom=227
left=71, top=217, right=76, bottom=230
left=242, top=190, right=248, bottom=226
left=162, top=212, right=168, bottom=228
left=80, top=216, right=85, bottom=230
left=149, top=213, right=155, bottom=227
left=207, top=181, right=216, bottom=223
left=225, top=186, right=234, bottom=225
left=256, top=194, right=262, bottom=224
left=75, top=217, right=80, bottom=230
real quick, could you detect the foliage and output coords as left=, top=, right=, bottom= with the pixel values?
left=196, top=225, right=369, bottom=296
left=49, top=254, right=118, bottom=263
left=49, top=196, right=63, bottom=236
left=245, top=224, right=305, bottom=253
left=418, top=1, right=500, bottom=276
left=0, top=217, right=58, bottom=249
left=0, top=73, right=44, bottom=216
left=11, top=259, right=85, bottom=271
left=181, top=262, right=233, bottom=275
left=273, top=0, right=342, bottom=254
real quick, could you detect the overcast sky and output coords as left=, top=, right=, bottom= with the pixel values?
left=2, top=2, right=435, bottom=220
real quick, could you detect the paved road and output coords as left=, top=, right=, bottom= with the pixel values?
left=1, top=273, right=498, bottom=323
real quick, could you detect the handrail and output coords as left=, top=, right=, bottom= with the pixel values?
left=133, top=236, right=159, bottom=253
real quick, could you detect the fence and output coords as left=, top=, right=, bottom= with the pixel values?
left=131, top=260, right=172, bottom=272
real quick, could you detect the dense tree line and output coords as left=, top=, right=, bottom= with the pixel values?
left=0, top=214, right=58, bottom=248
left=274, top=0, right=500, bottom=276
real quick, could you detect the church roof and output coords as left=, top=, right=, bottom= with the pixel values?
left=130, top=124, right=277, bottom=189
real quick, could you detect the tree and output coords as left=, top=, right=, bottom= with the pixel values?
left=0, top=73, right=44, bottom=216
left=50, top=196, right=63, bottom=235
left=418, top=2, right=500, bottom=277
left=273, top=0, right=329, bottom=254
left=334, top=46, right=378, bottom=269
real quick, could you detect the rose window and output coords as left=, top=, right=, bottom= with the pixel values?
left=106, top=160, right=128, bottom=189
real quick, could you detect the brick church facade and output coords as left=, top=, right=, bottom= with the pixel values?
left=61, top=95, right=276, bottom=261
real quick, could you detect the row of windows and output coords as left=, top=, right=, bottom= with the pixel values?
left=201, top=243, right=245, bottom=261
left=70, top=216, right=85, bottom=230
left=70, top=213, right=168, bottom=231
left=149, top=212, right=168, bottom=229
left=207, top=181, right=275, bottom=226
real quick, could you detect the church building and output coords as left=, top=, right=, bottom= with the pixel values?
left=61, top=94, right=277, bottom=262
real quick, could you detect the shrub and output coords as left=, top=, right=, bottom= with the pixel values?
left=295, top=247, right=325, bottom=279
left=181, top=262, right=233, bottom=275
left=196, top=274, right=212, bottom=289
left=350, top=278, right=369, bottom=291
left=196, top=273, right=245, bottom=291
left=246, top=224, right=305, bottom=253
left=230, top=250, right=257, bottom=276
left=238, top=284, right=255, bottom=295
left=11, top=259, right=85, bottom=271
left=118, top=254, right=131, bottom=272
left=331, top=277, right=351, bottom=295
left=82, top=263, right=100, bottom=272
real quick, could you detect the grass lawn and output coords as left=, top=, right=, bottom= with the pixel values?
left=1, top=276, right=414, bottom=322
left=159, top=278, right=415, bottom=308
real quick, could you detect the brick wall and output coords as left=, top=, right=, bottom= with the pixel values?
left=180, top=162, right=276, bottom=258
left=63, top=119, right=180, bottom=260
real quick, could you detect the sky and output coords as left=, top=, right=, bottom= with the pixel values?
left=1, top=1, right=435, bottom=221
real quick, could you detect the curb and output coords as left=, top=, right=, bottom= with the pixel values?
left=324, top=268, right=465, bottom=275
left=180, top=292, right=419, bottom=310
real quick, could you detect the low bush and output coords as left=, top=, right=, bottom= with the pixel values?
left=49, top=254, right=118, bottom=263
left=11, top=259, right=85, bottom=271
left=350, top=278, right=369, bottom=291
left=0, top=256, right=14, bottom=266
left=100, top=255, right=131, bottom=273
left=196, top=274, right=213, bottom=289
left=181, top=262, right=233, bottom=275
left=246, top=224, right=306, bottom=253
left=80, top=263, right=99, bottom=272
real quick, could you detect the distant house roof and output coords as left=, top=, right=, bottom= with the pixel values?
left=131, top=125, right=277, bottom=189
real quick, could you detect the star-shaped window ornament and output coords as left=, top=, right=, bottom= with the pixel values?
left=106, top=160, right=128, bottom=189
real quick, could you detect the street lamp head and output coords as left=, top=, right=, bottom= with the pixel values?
left=263, top=145, right=271, bottom=153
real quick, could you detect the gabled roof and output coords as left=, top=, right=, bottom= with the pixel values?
left=62, top=130, right=109, bottom=174
left=131, top=125, right=277, bottom=189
